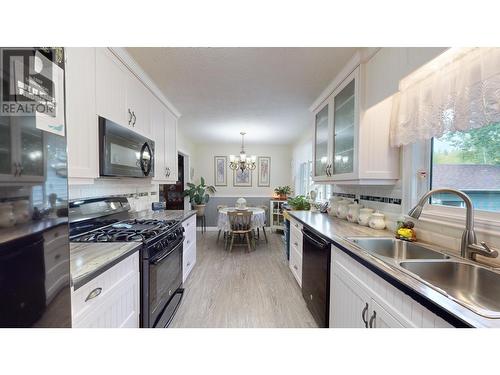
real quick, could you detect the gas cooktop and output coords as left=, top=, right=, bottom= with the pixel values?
left=71, top=219, right=179, bottom=243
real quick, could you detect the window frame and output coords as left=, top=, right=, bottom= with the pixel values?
left=403, top=139, right=500, bottom=234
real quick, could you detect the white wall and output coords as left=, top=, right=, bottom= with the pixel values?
left=291, top=128, right=313, bottom=195
left=192, top=142, right=292, bottom=197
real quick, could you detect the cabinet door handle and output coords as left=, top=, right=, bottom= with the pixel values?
left=128, top=109, right=132, bottom=125
left=369, top=310, right=376, bottom=328
left=85, top=287, right=102, bottom=302
left=362, top=303, right=369, bottom=328
left=293, top=265, right=298, bottom=270
left=132, top=111, right=136, bottom=126
left=294, top=242, right=298, bottom=247
left=187, top=262, right=191, bottom=267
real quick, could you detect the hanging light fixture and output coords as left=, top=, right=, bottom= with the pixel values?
left=229, top=132, right=257, bottom=172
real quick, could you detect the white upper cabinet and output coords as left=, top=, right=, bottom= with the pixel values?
left=164, top=109, right=178, bottom=182
left=312, top=100, right=331, bottom=181
left=95, top=48, right=127, bottom=125
left=125, top=70, right=152, bottom=138
left=66, top=47, right=179, bottom=183
left=311, top=48, right=449, bottom=185
left=151, top=97, right=178, bottom=183
left=65, top=47, right=99, bottom=180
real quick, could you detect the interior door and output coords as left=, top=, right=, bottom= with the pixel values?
left=330, top=260, right=371, bottom=328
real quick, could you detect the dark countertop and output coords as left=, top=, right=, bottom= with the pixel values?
left=69, top=210, right=196, bottom=289
left=288, top=210, right=500, bottom=328
left=0, top=217, right=67, bottom=244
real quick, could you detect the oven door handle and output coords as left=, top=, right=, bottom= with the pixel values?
left=150, top=238, right=183, bottom=265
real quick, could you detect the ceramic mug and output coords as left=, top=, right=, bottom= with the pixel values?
left=369, top=212, right=386, bottom=230
left=357, top=208, right=374, bottom=226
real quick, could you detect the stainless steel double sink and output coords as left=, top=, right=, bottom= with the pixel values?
left=347, top=237, right=500, bottom=318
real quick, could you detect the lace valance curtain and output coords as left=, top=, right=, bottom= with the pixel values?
left=390, top=48, right=500, bottom=147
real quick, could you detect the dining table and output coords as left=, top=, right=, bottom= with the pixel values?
left=217, top=207, right=266, bottom=232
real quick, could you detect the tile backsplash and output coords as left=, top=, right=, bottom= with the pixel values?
left=331, top=183, right=404, bottom=231
left=69, top=179, right=159, bottom=212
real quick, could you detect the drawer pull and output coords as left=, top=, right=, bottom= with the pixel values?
left=85, top=287, right=102, bottom=302
left=369, top=311, right=376, bottom=328
left=362, top=303, right=369, bottom=328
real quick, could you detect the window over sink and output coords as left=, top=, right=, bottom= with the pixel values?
left=430, top=122, right=500, bottom=213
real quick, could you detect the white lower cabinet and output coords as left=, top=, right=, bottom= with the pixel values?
left=182, top=215, right=197, bottom=282
left=289, top=218, right=303, bottom=287
left=71, top=252, right=140, bottom=328
left=330, top=244, right=453, bottom=328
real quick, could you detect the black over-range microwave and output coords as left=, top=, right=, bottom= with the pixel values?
left=99, top=116, right=155, bottom=178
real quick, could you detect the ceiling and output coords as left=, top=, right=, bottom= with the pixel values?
left=127, top=47, right=358, bottom=145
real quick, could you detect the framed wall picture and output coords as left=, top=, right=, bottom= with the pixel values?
left=214, top=156, right=227, bottom=186
left=257, top=156, right=271, bottom=187
left=233, top=168, right=252, bottom=187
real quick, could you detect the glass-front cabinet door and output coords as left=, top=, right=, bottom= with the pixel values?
left=313, top=102, right=330, bottom=179
left=19, top=117, right=44, bottom=178
left=332, top=69, right=358, bottom=178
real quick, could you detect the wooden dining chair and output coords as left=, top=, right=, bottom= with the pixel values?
left=226, top=210, right=255, bottom=252
left=256, top=205, right=269, bottom=243
left=216, top=205, right=228, bottom=243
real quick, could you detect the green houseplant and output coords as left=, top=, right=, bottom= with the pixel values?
left=287, top=195, right=311, bottom=211
left=183, top=177, right=216, bottom=216
left=274, top=185, right=292, bottom=200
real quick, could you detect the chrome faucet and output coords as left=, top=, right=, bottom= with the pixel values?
left=408, top=188, right=498, bottom=261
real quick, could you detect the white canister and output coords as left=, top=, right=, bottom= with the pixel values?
left=12, top=200, right=31, bottom=224
left=347, top=202, right=363, bottom=223
left=336, top=199, right=351, bottom=219
left=369, top=212, right=386, bottom=230
left=328, top=196, right=343, bottom=216
left=0, top=203, right=16, bottom=228
left=357, top=208, right=374, bottom=226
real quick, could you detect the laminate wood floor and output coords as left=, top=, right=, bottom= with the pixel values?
left=170, top=230, right=318, bottom=328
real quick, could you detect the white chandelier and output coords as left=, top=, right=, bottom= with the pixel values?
left=229, top=132, right=256, bottom=172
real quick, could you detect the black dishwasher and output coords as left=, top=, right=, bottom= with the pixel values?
left=302, top=228, right=331, bottom=328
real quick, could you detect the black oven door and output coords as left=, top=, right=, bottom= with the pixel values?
left=148, top=239, right=183, bottom=327
left=99, top=116, right=155, bottom=177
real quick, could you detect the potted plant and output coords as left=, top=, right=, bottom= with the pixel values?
left=274, top=185, right=292, bottom=200
left=183, top=177, right=216, bottom=216
left=287, top=195, right=311, bottom=211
